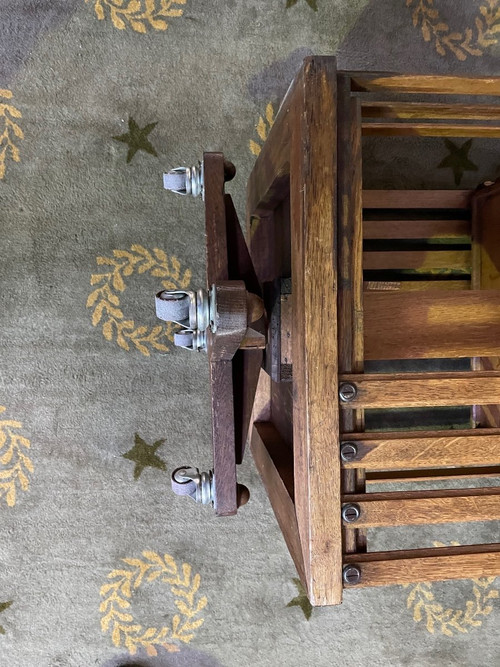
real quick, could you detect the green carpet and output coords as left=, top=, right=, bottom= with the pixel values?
left=1, top=1, right=499, bottom=665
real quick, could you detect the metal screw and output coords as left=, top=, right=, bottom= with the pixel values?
left=339, top=382, right=357, bottom=403
left=342, top=503, right=361, bottom=523
left=340, top=442, right=358, bottom=462
left=343, top=565, right=361, bottom=585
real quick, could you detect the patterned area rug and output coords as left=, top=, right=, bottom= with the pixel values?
left=1, top=1, right=499, bottom=666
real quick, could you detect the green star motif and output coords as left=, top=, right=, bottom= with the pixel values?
left=113, top=117, right=158, bottom=164
left=437, top=138, right=478, bottom=186
left=0, top=600, right=13, bottom=635
left=286, top=578, right=313, bottom=620
left=286, top=0, right=318, bottom=10
left=122, top=433, right=167, bottom=480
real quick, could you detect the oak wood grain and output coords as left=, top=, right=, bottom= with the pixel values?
left=341, top=428, right=500, bottom=469
left=364, top=280, right=470, bottom=292
left=343, top=487, right=500, bottom=527
left=343, top=544, right=500, bottom=587
left=339, top=371, right=500, bottom=409
left=362, top=123, right=500, bottom=138
left=363, top=190, right=471, bottom=209
left=363, top=249, right=471, bottom=271
left=290, top=57, right=343, bottom=606
left=364, top=290, right=500, bottom=360
left=363, top=219, right=470, bottom=240
left=361, top=101, right=500, bottom=120
left=349, top=73, right=500, bottom=95
left=366, top=466, right=500, bottom=484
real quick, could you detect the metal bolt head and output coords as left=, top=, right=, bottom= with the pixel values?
left=339, top=382, right=357, bottom=403
left=340, top=442, right=358, bottom=462
left=342, top=503, right=361, bottom=523
left=343, top=565, right=361, bottom=585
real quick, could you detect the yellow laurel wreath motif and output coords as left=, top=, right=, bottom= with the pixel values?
left=86, top=0, right=187, bottom=33
left=407, top=0, right=500, bottom=60
left=100, top=551, right=207, bottom=656
left=405, top=542, right=499, bottom=636
left=249, top=103, right=275, bottom=157
left=0, top=406, right=34, bottom=508
left=0, top=89, right=23, bottom=180
left=87, top=245, right=192, bottom=356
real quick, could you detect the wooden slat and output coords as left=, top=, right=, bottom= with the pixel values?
left=250, top=423, right=306, bottom=584
left=364, top=280, right=470, bottom=292
left=363, top=190, right=471, bottom=209
left=362, top=101, right=500, bottom=121
left=363, top=250, right=470, bottom=271
left=362, top=123, right=500, bottom=138
left=366, top=466, right=500, bottom=484
left=210, top=360, right=237, bottom=516
left=349, top=73, right=500, bottom=96
left=290, top=57, right=343, bottom=606
left=204, top=153, right=229, bottom=284
left=364, top=290, right=500, bottom=360
left=339, top=371, right=500, bottom=409
left=337, top=74, right=366, bottom=555
left=472, top=181, right=500, bottom=428
left=343, top=488, right=500, bottom=527
left=343, top=544, right=500, bottom=587
left=341, top=427, right=500, bottom=469
left=363, top=219, right=469, bottom=240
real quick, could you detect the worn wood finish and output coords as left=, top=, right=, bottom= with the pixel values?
left=290, top=57, right=343, bottom=606
left=366, top=466, right=500, bottom=484
left=349, top=73, right=500, bottom=95
left=363, top=250, right=470, bottom=271
left=364, top=280, right=470, bottom=292
left=363, top=219, right=470, bottom=240
left=339, top=371, right=500, bottom=409
left=363, top=190, right=471, bottom=209
left=343, top=487, right=500, bottom=528
left=472, top=181, right=500, bottom=427
left=343, top=544, right=500, bottom=587
left=337, top=74, right=366, bottom=555
left=341, top=427, right=500, bottom=469
left=203, top=153, right=238, bottom=517
left=364, top=290, right=500, bottom=360
left=361, top=101, right=500, bottom=121
left=362, top=123, right=500, bottom=138
left=250, top=422, right=306, bottom=584
left=209, top=360, right=237, bottom=516
left=204, top=153, right=229, bottom=284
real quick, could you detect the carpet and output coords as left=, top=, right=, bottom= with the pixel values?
left=1, top=1, right=499, bottom=666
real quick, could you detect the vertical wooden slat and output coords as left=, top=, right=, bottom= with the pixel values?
left=290, top=57, right=343, bottom=605
left=472, top=180, right=500, bottom=427
left=337, top=74, right=366, bottom=554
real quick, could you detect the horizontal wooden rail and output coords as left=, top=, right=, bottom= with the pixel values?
left=341, top=427, right=500, bottom=469
left=349, top=73, right=500, bottom=95
left=342, top=488, right=500, bottom=528
left=362, top=123, right=500, bottom=138
left=363, top=219, right=470, bottom=240
left=366, top=465, right=500, bottom=484
left=339, top=371, right=500, bottom=409
left=363, top=250, right=470, bottom=271
left=363, top=190, right=471, bottom=209
left=361, top=102, right=500, bottom=121
left=364, top=280, right=470, bottom=292
left=363, top=290, right=500, bottom=360
left=343, top=544, right=500, bottom=587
